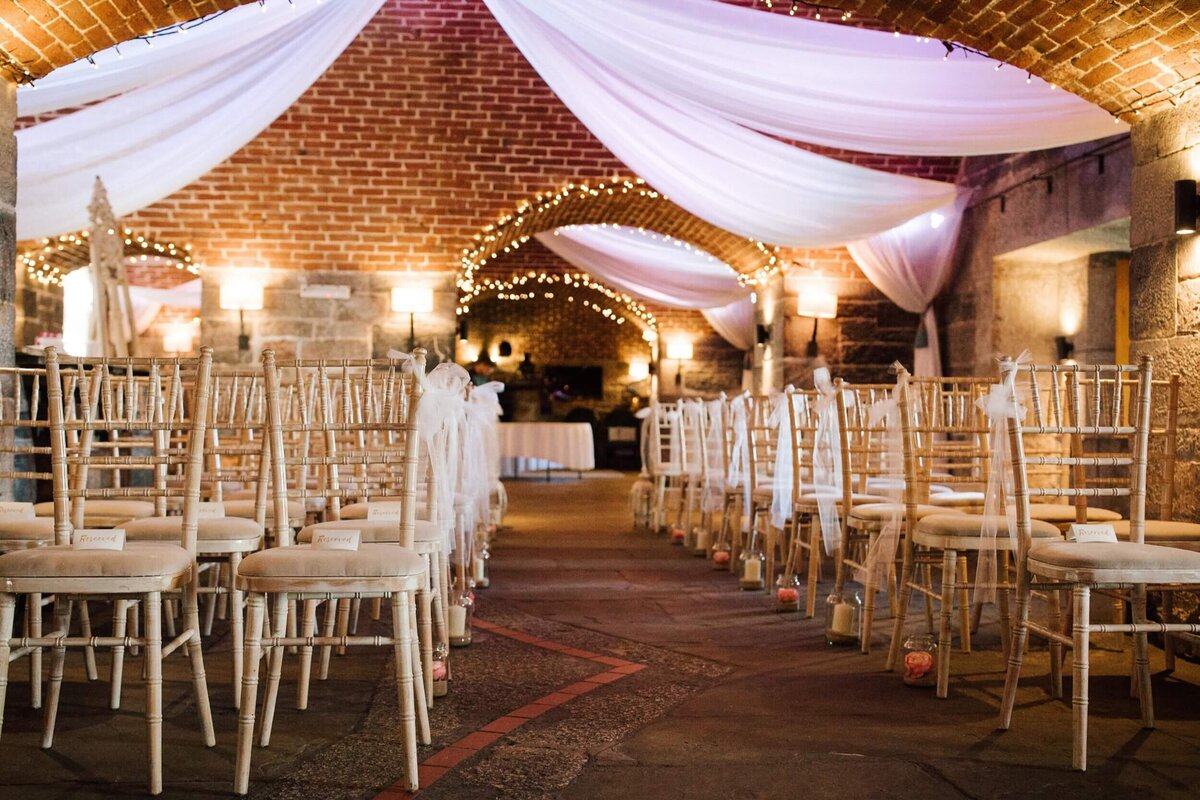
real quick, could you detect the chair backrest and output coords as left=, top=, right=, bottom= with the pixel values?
left=0, top=366, right=53, bottom=506
left=781, top=386, right=819, bottom=496
left=45, top=348, right=214, bottom=553
left=836, top=380, right=900, bottom=496
left=743, top=393, right=777, bottom=493
left=897, top=373, right=996, bottom=505
left=1003, top=356, right=1153, bottom=557
left=261, top=350, right=425, bottom=549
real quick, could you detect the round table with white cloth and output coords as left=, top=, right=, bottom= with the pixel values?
left=499, top=422, right=595, bottom=480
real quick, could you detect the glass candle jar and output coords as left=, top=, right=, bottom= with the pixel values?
left=738, top=545, right=765, bottom=591
left=693, top=525, right=712, bottom=557
left=901, top=633, right=938, bottom=687
left=775, top=573, right=802, bottom=613
left=472, top=546, right=490, bottom=590
left=824, top=590, right=862, bottom=645
left=432, top=641, right=449, bottom=698
left=448, top=588, right=474, bottom=648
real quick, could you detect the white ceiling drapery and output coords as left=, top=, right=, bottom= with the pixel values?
left=536, top=225, right=756, bottom=350
left=483, top=0, right=958, bottom=247
left=16, top=0, right=386, bottom=241
left=511, top=0, right=1123, bottom=157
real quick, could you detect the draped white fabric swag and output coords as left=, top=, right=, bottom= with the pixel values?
left=16, top=0, right=386, bottom=240
left=846, top=192, right=971, bottom=376
left=513, top=0, right=1123, bottom=157
left=537, top=224, right=755, bottom=350
left=484, top=0, right=957, bottom=247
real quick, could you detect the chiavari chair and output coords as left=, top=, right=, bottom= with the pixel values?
left=726, top=393, right=776, bottom=574
left=234, top=350, right=429, bottom=794
left=0, top=348, right=217, bottom=795
left=997, top=356, right=1200, bottom=770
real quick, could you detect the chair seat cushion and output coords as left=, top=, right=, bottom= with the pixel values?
left=237, top=543, right=426, bottom=579
left=0, top=542, right=192, bottom=579
left=1028, top=540, right=1200, bottom=581
left=865, top=479, right=953, bottom=495
left=122, top=516, right=264, bottom=543
left=222, top=499, right=306, bottom=524
left=752, top=486, right=773, bottom=501
left=927, top=492, right=986, bottom=508
left=850, top=503, right=965, bottom=523
left=1027, top=504, right=1122, bottom=524
left=796, top=492, right=889, bottom=507
left=340, top=500, right=430, bottom=521
left=34, top=500, right=156, bottom=527
left=0, top=517, right=55, bottom=544
left=914, top=513, right=1060, bottom=547
left=1110, top=519, right=1200, bottom=542
left=296, top=519, right=441, bottom=544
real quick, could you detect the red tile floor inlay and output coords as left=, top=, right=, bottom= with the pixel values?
left=373, top=618, right=648, bottom=798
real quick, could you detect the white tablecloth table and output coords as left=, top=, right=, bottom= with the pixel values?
left=499, top=422, right=595, bottom=479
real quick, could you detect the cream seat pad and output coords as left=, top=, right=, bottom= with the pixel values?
left=35, top=499, right=155, bottom=526
left=1028, top=540, right=1200, bottom=582
left=1110, top=519, right=1200, bottom=542
left=914, top=513, right=1060, bottom=548
left=850, top=503, right=966, bottom=523
left=297, top=518, right=441, bottom=544
left=237, top=543, right=426, bottom=579
left=1027, top=504, right=1122, bottom=524
left=222, top=499, right=306, bottom=524
left=0, top=542, right=192, bottom=578
left=123, top=516, right=264, bottom=542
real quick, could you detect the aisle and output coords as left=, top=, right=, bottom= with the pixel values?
left=451, top=473, right=1200, bottom=800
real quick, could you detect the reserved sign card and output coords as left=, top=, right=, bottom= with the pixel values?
left=367, top=503, right=403, bottom=522
left=0, top=502, right=34, bottom=521
left=75, top=529, right=126, bottom=550
left=196, top=502, right=226, bottom=519
left=312, top=530, right=361, bottom=551
left=1067, top=523, right=1118, bottom=544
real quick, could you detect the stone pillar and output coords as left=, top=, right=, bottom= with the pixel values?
left=0, top=80, right=15, bottom=368
left=754, top=273, right=784, bottom=393
left=1130, top=102, right=1200, bottom=520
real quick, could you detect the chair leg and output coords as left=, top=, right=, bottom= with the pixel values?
left=998, top=555, right=1012, bottom=657
left=956, top=555, right=971, bottom=654
left=1048, top=588, right=1065, bottom=700
left=336, top=598, right=352, bottom=656
left=229, top=552, right=245, bottom=711
left=805, top=516, right=821, bottom=619
left=78, top=600, right=98, bottom=681
left=258, top=594, right=289, bottom=748
left=936, top=550, right=957, bottom=699
left=885, top=536, right=916, bottom=671
left=109, top=598, right=129, bottom=710
left=318, top=598, right=337, bottom=681
left=234, top=593, right=266, bottom=796
left=999, top=579, right=1032, bottom=730
left=0, top=593, right=16, bottom=740
left=203, top=564, right=219, bottom=636
left=28, top=593, right=42, bottom=710
left=182, top=582, right=216, bottom=747
left=349, top=598, right=362, bottom=635
left=41, top=598, right=72, bottom=749
left=391, top=592, right=419, bottom=792
left=408, top=599, right=430, bottom=745
left=1131, top=584, right=1155, bottom=730
left=860, top=531, right=878, bottom=655
left=144, top=591, right=164, bottom=795
left=296, top=599, right=318, bottom=711
left=418, top=588, right=434, bottom=708
left=1071, top=585, right=1091, bottom=772
left=1162, top=590, right=1177, bottom=673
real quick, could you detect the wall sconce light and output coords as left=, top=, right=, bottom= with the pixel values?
left=794, top=271, right=838, bottom=357
left=1054, top=335, right=1075, bottom=363
left=628, top=356, right=650, bottom=382
left=1175, top=179, right=1198, bottom=235
left=665, top=336, right=693, bottom=389
left=391, top=285, right=434, bottom=351
left=642, top=329, right=659, bottom=343
left=219, top=277, right=264, bottom=351
left=162, top=319, right=198, bottom=355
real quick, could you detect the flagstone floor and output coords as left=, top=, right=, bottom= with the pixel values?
left=2, top=472, right=1199, bottom=799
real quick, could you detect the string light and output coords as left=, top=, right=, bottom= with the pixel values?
left=458, top=270, right=657, bottom=333
left=18, top=228, right=199, bottom=288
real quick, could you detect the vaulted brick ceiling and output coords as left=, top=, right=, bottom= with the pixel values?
left=815, top=0, right=1200, bottom=119
left=0, top=1, right=260, bottom=82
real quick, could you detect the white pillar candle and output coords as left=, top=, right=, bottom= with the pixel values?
left=448, top=606, right=467, bottom=639
left=472, top=557, right=486, bottom=583
left=831, top=603, right=854, bottom=635
left=744, top=556, right=762, bottom=583
left=695, top=528, right=711, bottom=550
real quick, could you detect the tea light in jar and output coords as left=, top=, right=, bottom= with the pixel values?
left=472, top=556, right=486, bottom=583
left=831, top=602, right=854, bottom=635
left=695, top=528, right=711, bottom=550
left=448, top=605, right=467, bottom=639
left=743, top=556, right=762, bottom=583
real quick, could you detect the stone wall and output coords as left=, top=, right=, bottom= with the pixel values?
left=0, top=80, right=14, bottom=369
left=1129, top=101, right=1200, bottom=522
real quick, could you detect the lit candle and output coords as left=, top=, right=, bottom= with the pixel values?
left=695, top=528, right=711, bottom=551
left=472, top=557, right=486, bottom=583
left=744, top=556, right=762, bottom=583
left=831, top=603, right=854, bottom=635
left=448, top=606, right=467, bottom=639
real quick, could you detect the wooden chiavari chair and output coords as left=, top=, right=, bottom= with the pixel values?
left=998, top=356, right=1200, bottom=770
left=234, top=351, right=429, bottom=794
left=0, top=348, right=217, bottom=795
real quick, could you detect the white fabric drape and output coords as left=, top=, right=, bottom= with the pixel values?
left=537, top=224, right=756, bottom=350
left=484, top=0, right=957, bottom=247
left=16, top=0, right=386, bottom=241
left=511, top=0, right=1123, bottom=157
left=701, top=299, right=755, bottom=352
left=846, top=193, right=971, bottom=376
